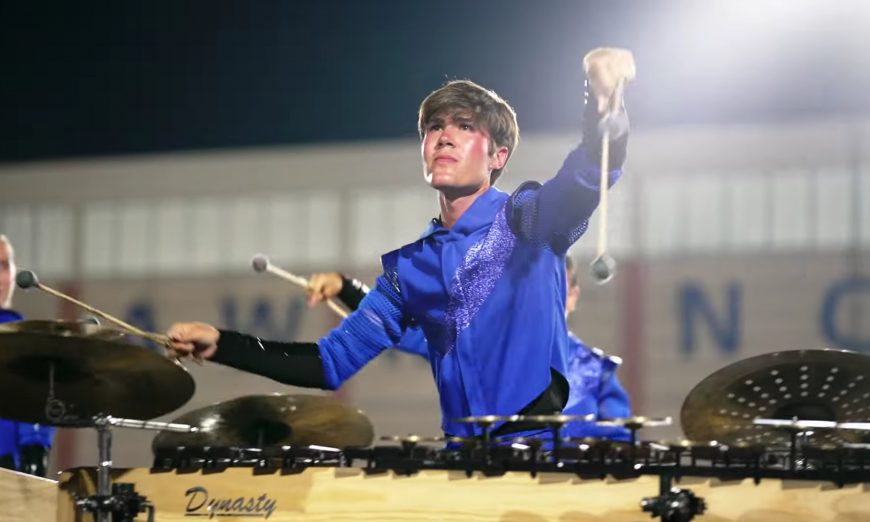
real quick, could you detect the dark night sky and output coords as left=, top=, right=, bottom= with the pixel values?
left=2, top=0, right=869, bottom=163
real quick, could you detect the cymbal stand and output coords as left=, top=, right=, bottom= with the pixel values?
left=45, top=360, right=66, bottom=422
left=72, top=416, right=152, bottom=522
left=787, top=428, right=816, bottom=472
left=626, top=423, right=641, bottom=463
left=625, top=417, right=704, bottom=521
left=476, top=419, right=495, bottom=467
left=38, top=363, right=196, bottom=521
left=74, top=416, right=196, bottom=522
left=546, top=420, right=565, bottom=465
left=640, top=474, right=706, bottom=522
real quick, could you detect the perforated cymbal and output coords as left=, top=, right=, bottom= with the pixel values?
left=681, top=349, right=870, bottom=446
left=0, top=320, right=195, bottom=424
left=152, top=394, right=374, bottom=451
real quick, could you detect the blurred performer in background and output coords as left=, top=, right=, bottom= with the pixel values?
left=562, top=256, right=631, bottom=440
left=0, top=235, right=55, bottom=477
left=167, top=48, right=635, bottom=443
left=306, top=258, right=632, bottom=441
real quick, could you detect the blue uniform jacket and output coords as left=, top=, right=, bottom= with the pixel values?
left=563, top=333, right=632, bottom=441
left=316, top=144, right=621, bottom=437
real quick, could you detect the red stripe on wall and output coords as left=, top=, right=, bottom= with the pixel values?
left=620, top=259, right=646, bottom=414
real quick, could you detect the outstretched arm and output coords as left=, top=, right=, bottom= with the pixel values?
left=167, top=274, right=404, bottom=390
left=509, top=48, right=635, bottom=253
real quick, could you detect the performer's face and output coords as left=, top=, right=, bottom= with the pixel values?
left=0, top=242, right=15, bottom=309
left=421, top=112, right=506, bottom=196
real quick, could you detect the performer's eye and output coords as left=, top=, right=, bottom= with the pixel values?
left=459, top=123, right=474, bottom=131
left=428, top=123, right=443, bottom=132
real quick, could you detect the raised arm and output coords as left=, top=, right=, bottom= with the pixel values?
left=508, top=48, right=635, bottom=253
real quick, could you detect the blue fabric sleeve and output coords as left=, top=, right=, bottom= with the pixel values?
left=394, top=326, right=429, bottom=362
left=509, top=144, right=622, bottom=254
left=317, top=274, right=406, bottom=388
left=335, top=276, right=428, bottom=362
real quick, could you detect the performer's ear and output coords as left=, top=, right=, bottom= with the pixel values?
left=489, top=145, right=509, bottom=171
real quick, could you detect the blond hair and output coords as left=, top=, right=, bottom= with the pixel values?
left=418, top=80, right=519, bottom=184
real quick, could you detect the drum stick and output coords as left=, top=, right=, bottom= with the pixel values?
left=15, top=270, right=201, bottom=364
left=589, top=77, right=626, bottom=285
left=251, top=254, right=349, bottom=319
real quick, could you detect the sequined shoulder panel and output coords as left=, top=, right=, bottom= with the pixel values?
left=439, top=202, right=517, bottom=356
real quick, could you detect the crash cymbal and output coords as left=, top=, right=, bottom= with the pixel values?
left=0, top=320, right=195, bottom=424
left=681, top=349, right=870, bottom=446
left=152, top=394, right=374, bottom=451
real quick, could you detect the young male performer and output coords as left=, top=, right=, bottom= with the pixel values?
left=167, top=49, right=635, bottom=440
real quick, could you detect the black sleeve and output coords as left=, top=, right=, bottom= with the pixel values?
left=580, top=80, right=629, bottom=169
left=210, top=330, right=328, bottom=389
left=336, top=275, right=370, bottom=311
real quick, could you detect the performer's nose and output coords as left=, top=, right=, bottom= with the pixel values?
left=437, top=131, right=454, bottom=147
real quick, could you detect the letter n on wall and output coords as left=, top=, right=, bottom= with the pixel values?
left=679, top=282, right=742, bottom=357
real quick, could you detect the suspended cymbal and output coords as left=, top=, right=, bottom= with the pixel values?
left=681, top=349, right=870, bottom=446
left=152, top=394, right=375, bottom=451
left=0, top=320, right=195, bottom=424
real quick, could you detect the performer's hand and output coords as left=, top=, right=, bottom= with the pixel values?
left=583, top=48, right=636, bottom=114
left=166, top=322, right=220, bottom=360
left=306, top=272, right=344, bottom=307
